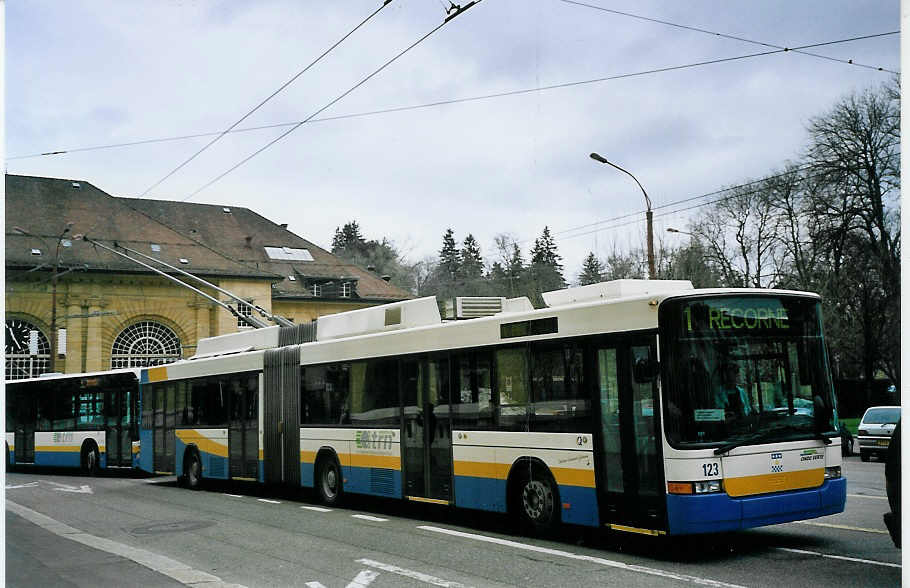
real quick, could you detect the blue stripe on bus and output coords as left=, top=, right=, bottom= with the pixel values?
left=8, top=447, right=15, bottom=466
left=666, top=477, right=847, bottom=535
left=301, top=462, right=315, bottom=488
left=139, top=429, right=154, bottom=473
left=175, top=437, right=229, bottom=480
left=453, top=475, right=600, bottom=526
left=34, top=451, right=81, bottom=468
left=341, top=465, right=402, bottom=498
left=558, top=484, right=599, bottom=527
left=454, top=475, right=507, bottom=513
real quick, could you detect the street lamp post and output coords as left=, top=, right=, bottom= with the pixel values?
left=589, top=153, right=655, bottom=279
left=13, top=223, right=73, bottom=373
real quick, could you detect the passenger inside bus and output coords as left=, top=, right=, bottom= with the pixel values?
left=714, top=362, right=753, bottom=421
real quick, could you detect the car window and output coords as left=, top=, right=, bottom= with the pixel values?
left=862, top=407, right=901, bottom=425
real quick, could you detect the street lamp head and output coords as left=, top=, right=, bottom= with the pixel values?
left=589, top=152, right=609, bottom=164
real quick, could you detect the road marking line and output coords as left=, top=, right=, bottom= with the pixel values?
left=352, top=514, right=388, bottom=522
left=306, top=583, right=327, bottom=588
left=417, top=526, right=744, bottom=588
left=346, top=569, right=380, bottom=588
left=6, top=500, right=248, bottom=587
left=357, top=559, right=469, bottom=587
left=224, top=493, right=244, bottom=498
left=791, top=521, right=889, bottom=534
left=301, top=506, right=333, bottom=513
left=776, top=547, right=901, bottom=568
left=257, top=498, right=281, bottom=504
left=847, top=493, right=888, bottom=500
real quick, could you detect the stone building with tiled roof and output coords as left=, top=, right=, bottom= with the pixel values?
left=5, top=174, right=411, bottom=378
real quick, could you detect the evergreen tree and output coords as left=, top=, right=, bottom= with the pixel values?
left=578, top=252, right=604, bottom=285
left=332, top=220, right=366, bottom=254
left=529, top=226, right=565, bottom=296
left=438, top=228, right=461, bottom=281
left=460, top=234, right=484, bottom=282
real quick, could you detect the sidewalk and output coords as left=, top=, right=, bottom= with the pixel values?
left=6, top=510, right=185, bottom=588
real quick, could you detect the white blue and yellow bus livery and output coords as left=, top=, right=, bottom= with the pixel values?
left=131, top=279, right=847, bottom=536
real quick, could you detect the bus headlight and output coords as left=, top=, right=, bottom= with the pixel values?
left=824, top=466, right=842, bottom=479
left=694, top=480, right=723, bottom=494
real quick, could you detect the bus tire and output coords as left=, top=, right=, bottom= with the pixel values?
left=184, top=450, right=203, bottom=490
left=315, top=453, right=343, bottom=506
left=860, top=450, right=870, bottom=462
left=510, top=462, right=560, bottom=533
left=81, top=442, right=100, bottom=476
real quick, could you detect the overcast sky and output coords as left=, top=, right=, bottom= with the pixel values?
left=5, top=1, right=900, bottom=282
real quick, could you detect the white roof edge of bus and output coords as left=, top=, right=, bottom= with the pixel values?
left=501, top=296, right=534, bottom=313
left=189, top=345, right=255, bottom=360
left=316, top=296, right=441, bottom=341
left=193, top=325, right=281, bottom=357
left=666, top=287, right=822, bottom=300
left=5, top=366, right=142, bottom=384
left=542, top=279, right=694, bottom=307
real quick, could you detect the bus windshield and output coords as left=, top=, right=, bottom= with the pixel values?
left=660, top=295, right=838, bottom=448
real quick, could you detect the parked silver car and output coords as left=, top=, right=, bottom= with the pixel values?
left=858, top=405, right=901, bottom=462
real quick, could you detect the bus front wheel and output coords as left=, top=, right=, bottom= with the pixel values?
left=81, top=443, right=100, bottom=476
left=512, top=464, right=560, bottom=533
left=315, top=456, right=343, bottom=506
left=184, top=451, right=202, bottom=490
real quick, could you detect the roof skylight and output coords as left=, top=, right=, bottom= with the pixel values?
left=264, top=246, right=314, bottom=262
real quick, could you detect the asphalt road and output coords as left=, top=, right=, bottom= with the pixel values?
left=5, top=457, right=901, bottom=587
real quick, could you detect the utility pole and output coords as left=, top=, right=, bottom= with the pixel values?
left=590, top=153, right=656, bottom=279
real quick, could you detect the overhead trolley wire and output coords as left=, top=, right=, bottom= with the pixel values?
left=559, top=0, right=899, bottom=74
left=182, top=1, right=482, bottom=202
left=8, top=31, right=896, bottom=163
left=138, top=0, right=395, bottom=198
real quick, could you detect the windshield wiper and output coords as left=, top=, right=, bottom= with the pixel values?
left=713, top=426, right=832, bottom=456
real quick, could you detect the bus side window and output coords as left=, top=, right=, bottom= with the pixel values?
left=496, top=347, right=529, bottom=432
left=450, top=352, right=493, bottom=430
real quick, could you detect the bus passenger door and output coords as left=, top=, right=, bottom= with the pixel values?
left=229, top=375, right=259, bottom=480
left=402, top=357, right=453, bottom=503
left=13, top=388, right=36, bottom=463
left=594, top=339, right=666, bottom=533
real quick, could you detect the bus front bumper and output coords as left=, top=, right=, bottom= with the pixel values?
left=665, top=478, right=846, bottom=535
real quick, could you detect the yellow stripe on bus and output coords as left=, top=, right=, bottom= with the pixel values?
left=453, top=461, right=595, bottom=488
left=147, top=366, right=168, bottom=382
left=34, top=446, right=81, bottom=453
left=299, top=450, right=400, bottom=471
left=725, top=468, right=824, bottom=497
left=175, top=430, right=228, bottom=458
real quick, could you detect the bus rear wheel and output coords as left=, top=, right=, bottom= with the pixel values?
left=82, top=443, right=100, bottom=476
left=316, top=456, right=342, bottom=506
left=512, top=464, right=559, bottom=533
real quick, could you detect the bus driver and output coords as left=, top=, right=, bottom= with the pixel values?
left=715, top=362, right=753, bottom=420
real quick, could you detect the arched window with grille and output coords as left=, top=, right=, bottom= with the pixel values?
left=5, top=318, right=50, bottom=379
left=111, top=321, right=182, bottom=369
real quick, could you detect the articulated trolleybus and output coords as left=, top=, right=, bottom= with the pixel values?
left=6, top=369, right=141, bottom=473
left=136, top=279, right=846, bottom=536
